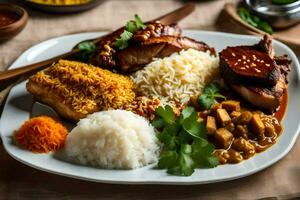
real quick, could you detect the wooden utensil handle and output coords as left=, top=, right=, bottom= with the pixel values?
left=0, top=4, right=196, bottom=83
left=0, top=49, right=79, bottom=82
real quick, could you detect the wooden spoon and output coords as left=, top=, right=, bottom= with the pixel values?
left=224, top=3, right=300, bottom=45
left=0, top=4, right=195, bottom=82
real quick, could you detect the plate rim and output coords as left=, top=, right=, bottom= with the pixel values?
left=1, top=30, right=300, bottom=185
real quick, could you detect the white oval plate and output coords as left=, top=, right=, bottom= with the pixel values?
left=1, top=31, right=300, bottom=185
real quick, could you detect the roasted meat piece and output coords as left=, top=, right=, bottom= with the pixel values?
left=90, top=21, right=215, bottom=73
left=219, top=35, right=291, bottom=113
left=26, top=60, right=135, bottom=121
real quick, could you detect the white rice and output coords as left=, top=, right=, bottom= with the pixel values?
left=131, top=49, right=219, bottom=104
left=64, top=110, right=159, bottom=169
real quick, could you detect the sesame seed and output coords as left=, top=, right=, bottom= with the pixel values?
left=251, top=63, right=256, bottom=67
left=243, top=61, right=246, bottom=64
left=266, top=64, right=270, bottom=67
left=246, top=65, right=249, bottom=68
left=261, top=60, right=264, bottom=63
left=242, top=55, right=246, bottom=59
left=238, top=59, right=241, bottom=62
left=232, top=53, right=236, bottom=57
left=241, top=67, right=246, bottom=70
left=247, top=59, right=250, bottom=62
left=257, top=59, right=260, bottom=62
left=255, top=68, right=261, bottom=73
left=234, top=63, right=238, bottom=66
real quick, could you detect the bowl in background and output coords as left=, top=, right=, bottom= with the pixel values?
left=0, top=3, right=28, bottom=41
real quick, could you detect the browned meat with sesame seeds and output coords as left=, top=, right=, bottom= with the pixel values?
left=219, top=35, right=291, bottom=113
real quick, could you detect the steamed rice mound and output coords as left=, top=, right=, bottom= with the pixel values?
left=65, top=110, right=159, bottom=169
left=131, top=49, right=219, bottom=104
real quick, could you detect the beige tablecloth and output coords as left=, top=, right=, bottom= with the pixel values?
left=0, top=0, right=299, bottom=199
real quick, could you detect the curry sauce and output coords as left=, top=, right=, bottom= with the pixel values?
left=206, top=91, right=288, bottom=164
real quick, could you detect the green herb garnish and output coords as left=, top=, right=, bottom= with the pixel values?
left=153, top=106, right=218, bottom=176
left=134, top=14, right=147, bottom=30
left=238, top=7, right=273, bottom=34
left=115, top=14, right=146, bottom=50
left=272, top=0, right=297, bottom=5
left=76, top=41, right=96, bottom=61
left=198, top=83, right=226, bottom=110
left=115, top=30, right=133, bottom=50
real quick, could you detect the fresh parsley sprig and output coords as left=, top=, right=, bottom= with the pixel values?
left=198, top=83, right=226, bottom=110
left=238, top=7, right=273, bottom=34
left=152, top=105, right=218, bottom=176
left=115, top=14, right=147, bottom=50
left=76, top=41, right=96, bottom=62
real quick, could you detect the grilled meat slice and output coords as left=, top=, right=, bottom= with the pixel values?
left=26, top=60, right=135, bottom=121
left=219, top=44, right=279, bottom=87
left=116, top=36, right=215, bottom=72
left=90, top=21, right=215, bottom=73
left=90, top=22, right=181, bottom=71
left=231, top=78, right=286, bottom=113
left=220, top=35, right=291, bottom=113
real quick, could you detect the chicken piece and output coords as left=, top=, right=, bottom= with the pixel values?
left=232, top=111, right=253, bottom=125
left=230, top=111, right=241, bottom=118
left=227, top=149, right=243, bottom=163
left=215, top=128, right=234, bottom=149
left=116, top=36, right=215, bottom=72
left=231, top=77, right=286, bottom=113
left=265, top=123, right=276, bottom=137
left=234, top=125, right=249, bottom=139
left=216, top=109, right=231, bottom=127
left=210, top=103, right=222, bottom=116
left=219, top=35, right=291, bottom=113
left=222, top=100, right=240, bottom=112
left=206, top=116, right=217, bottom=135
left=232, top=137, right=255, bottom=156
left=249, top=113, right=265, bottom=137
left=90, top=22, right=215, bottom=73
left=225, top=122, right=235, bottom=132
left=26, top=60, right=135, bottom=121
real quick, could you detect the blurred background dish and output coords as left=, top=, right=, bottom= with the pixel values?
left=23, top=0, right=103, bottom=13
left=224, top=2, right=300, bottom=46
left=0, top=3, right=28, bottom=41
left=245, top=0, right=300, bottom=29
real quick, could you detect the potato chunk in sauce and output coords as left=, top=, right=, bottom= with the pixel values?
left=203, top=97, right=285, bottom=165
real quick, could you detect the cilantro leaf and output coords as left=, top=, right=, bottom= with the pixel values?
left=134, top=14, right=147, bottom=30
left=158, top=150, right=178, bottom=169
left=183, top=119, right=207, bottom=139
left=181, top=106, right=195, bottom=119
left=155, top=105, right=175, bottom=124
left=153, top=105, right=219, bottom=176
left=126, top=21, right=138, bottom=33
left=76, top=41, right=96, bottom=61
left=115, top=14, right=146, bottom=50
left=192, top=139, right=219, bottom=168
left=167, top=146, right=195, bottom=176
left=115, top=30, right=133, bottom=50
left=198, top=83, right=226, bottom=110
left=151, top=117, right=164, bottom=129
left=198, top=94, right=215, bottom=110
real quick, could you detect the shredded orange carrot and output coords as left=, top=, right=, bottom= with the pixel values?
left=15, top=116, right=68, bottom=153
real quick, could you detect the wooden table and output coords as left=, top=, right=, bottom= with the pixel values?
left=0, top=0, right=299, bottom=199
